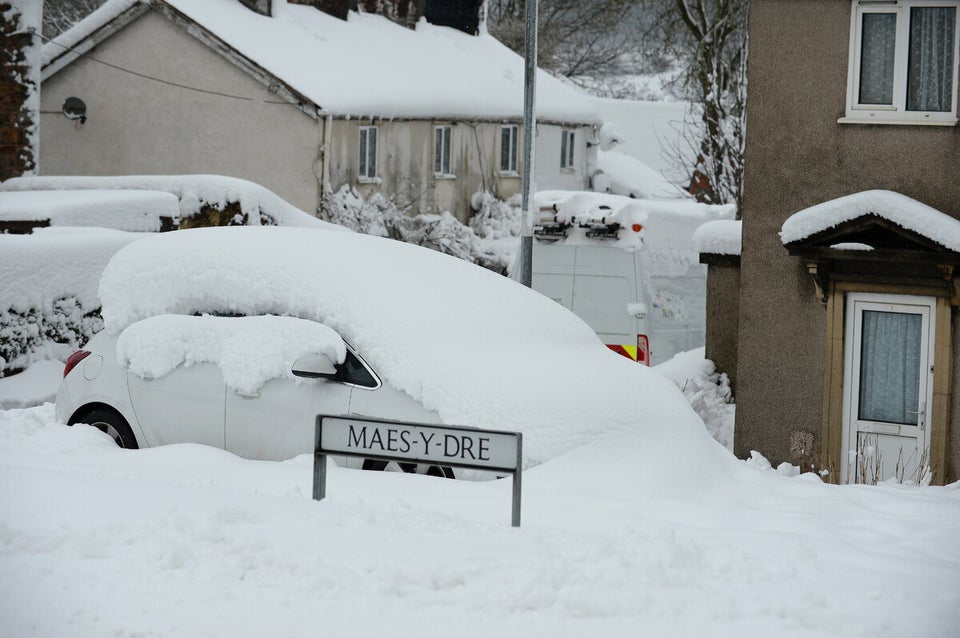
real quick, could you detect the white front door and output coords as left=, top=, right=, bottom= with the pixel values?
left=842, top=293, right=935, bottom=484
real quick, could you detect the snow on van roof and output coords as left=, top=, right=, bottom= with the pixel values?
left=98, top=226, right=710, bottom=466
left=780, top=190, right=960, bottom=251
left=534, top=191, right=735, bottom=274
left=1, top=175, right=337, bottom=229
left=0, top=189, right=178, bottom=232
left=46, top=0, right=601, bottom=124
left=693, top=220, right=742, bottom=256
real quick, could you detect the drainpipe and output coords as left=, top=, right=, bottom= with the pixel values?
left=322, top=112, right=333, bottom=196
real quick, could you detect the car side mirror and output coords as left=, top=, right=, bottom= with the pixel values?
left=291, top=353, right=338, bottom=380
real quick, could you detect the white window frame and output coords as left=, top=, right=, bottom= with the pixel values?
left=499, top=125, right=519, bottom=174
left=560, top=129, right=575, bottom=170
left=433, top=125, right=453, bottom=177
left=841, top=0, right=960, bottom=126
left=358, top=126, right=378, bottom=181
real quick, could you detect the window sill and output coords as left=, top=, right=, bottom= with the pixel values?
left=498, top=171, right=520, bottom=178
left=838, top=116, right=958, bottom=127
left=358, top=177, right=382, bottom=185
left=433, top=173, right=457, bottom=180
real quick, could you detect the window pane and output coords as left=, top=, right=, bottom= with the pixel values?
left=359, top=129, right=367, bottom=177
left=858, top=310, right=922, bottom=425
left=367, top=129, right=376, bottom=177
left=500, top=127, right=510, bottom=171
left=907, top=7, right=956, bottom=112
left=444, top=127, right=451, bottom=174
left=435, top=128, right=442, bottom=173
left=859, top=13, right=897, bottom=105
left=560, top=131, right=568, bottom=168
left=567, top=132, right=574, bottom=166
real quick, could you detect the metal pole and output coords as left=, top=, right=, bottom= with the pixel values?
left=511, top=433, right=523, bottom=527
left=519, top=0, right=538, bottom=288
left=313, top=417, right=326, bottom=500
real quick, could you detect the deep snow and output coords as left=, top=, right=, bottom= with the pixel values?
left=1, top=401, right=958, bottom=638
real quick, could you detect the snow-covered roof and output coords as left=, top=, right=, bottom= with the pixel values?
left=780, top=190, right=960, bottom=252
left=43, top=0, right=602, bottom=124
left=1, top=175, right=337, bottom=229
left=0, top=190, right=178, bottom=232
left=693, top=220, right=742, bottom=256
left=595, top=151, right=686, bottom=200
left=98, top=226, right=696, bottom=466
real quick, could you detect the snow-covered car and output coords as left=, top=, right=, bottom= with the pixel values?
left=56, top=226, right=696, bottom=472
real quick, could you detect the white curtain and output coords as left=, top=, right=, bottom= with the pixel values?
left=859, top=12, right=897, bottom=104
left=859, top=310, right=922, bottom=425
left=907, top=7, right=957, bottom=112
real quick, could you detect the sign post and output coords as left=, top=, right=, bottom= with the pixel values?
left=314, top=415, right=523, bottom=527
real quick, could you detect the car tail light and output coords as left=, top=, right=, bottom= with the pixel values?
left=64, top=350, right=91, bottom=378
left=637, top=335, right=650, bottom=366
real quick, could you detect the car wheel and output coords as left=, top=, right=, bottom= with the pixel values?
left=362, top=459, right=455, bottom=479
left=72, top=407, right=139, bottom=449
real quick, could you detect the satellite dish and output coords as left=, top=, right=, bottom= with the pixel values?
left=62, top=97, right=86, bottom=124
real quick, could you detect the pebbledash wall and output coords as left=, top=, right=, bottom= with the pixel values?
left=38, top=5, right=593, bottom=224
left=734, top=0, right=960, bottom=481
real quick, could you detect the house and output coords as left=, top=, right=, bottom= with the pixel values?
left=36, top=0, right=602, bottom=223
left=700, top=0, right=960, bottom=484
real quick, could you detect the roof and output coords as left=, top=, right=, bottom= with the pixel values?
left=693, top=220, right=741, bottom=256
left=42, top=0, right=602, bottom=124
left=780, top=190, right=960, bottom=253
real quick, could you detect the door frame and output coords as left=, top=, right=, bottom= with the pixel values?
left=840, top=292, right=935, bottom=483
left=822, top=281, right=952, bottom=485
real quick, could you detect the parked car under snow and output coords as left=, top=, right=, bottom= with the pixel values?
left=56, top=226, right=698, bottom=473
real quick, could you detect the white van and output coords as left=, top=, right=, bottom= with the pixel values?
left=521, top=191, right=735, bottom=367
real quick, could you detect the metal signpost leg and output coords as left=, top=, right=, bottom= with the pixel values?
left=512, top=434, right=523, bottom=527
left=313, top=452, right=326, bottom=501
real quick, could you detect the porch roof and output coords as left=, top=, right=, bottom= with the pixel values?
left=781, top=190, right=960, bottom=254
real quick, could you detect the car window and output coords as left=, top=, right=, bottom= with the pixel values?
left=341, top=350, right=378, bottom=388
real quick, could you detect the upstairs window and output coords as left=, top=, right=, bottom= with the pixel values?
left=560, top=129, right=575, bottom=169
left=359, top=126, right=378, bottom=180
left=500, top=125, right=519, bottom=173
left=434, top=125, right=452, bottom=176
left=845, top=1, right=959, bottom=124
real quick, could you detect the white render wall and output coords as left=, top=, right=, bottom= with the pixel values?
left=329, top=120, right=594, bottom=222
left=38, top=11, right=321, bottom=214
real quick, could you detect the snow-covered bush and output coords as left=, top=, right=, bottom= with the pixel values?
left=0, top=296, right=102, bottom=376
left=322, top=186, right=520, bottom=273
left=469, top=191, right=521, bottom=240
left=679, top=360, right=735, bottom=451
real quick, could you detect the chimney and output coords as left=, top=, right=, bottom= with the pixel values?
left=238, top=0, right=273, bottom=17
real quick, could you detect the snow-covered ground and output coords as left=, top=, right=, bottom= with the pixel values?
left=1, top=385, right=958, bottom=636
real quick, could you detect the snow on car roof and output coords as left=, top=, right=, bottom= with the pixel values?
left=0, top=189, right=178, bottom=232
left=117, top=314, right=346, bottom=396
left=99, top=226, right=709, bottom=466
left=780, top=190, right=960, bottom=251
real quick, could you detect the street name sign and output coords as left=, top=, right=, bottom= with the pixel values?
left=314, top=415, right=523, bottom=526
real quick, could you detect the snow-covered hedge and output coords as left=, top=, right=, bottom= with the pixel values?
left=322, top=185, right=521, bottom=273
left=1, top=175, right=337, bottom=229
left=0, top=228, right=141, bottom=376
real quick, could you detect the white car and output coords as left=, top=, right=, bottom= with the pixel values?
left=58, top=317, right=453, bottom=476
left=55, top=225, right=692, bottom=472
